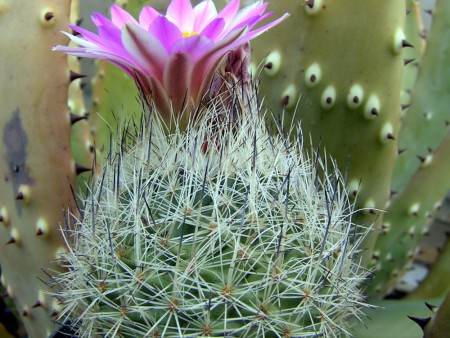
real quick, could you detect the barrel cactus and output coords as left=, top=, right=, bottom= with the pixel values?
left=52, top=97, right=370, bottom=337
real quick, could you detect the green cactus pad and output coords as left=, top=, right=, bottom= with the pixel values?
left=0, top=1, right=76, bottom=337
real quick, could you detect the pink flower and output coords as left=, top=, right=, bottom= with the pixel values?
left=54, top=0, right=289, bottom=119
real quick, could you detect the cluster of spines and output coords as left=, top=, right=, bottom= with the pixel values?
left=51, top=101, right=370, bottom=337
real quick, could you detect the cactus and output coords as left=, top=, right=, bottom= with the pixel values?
left=369, top=0, right=450, bottom=295
left=1, top=0, right=450, bottom=336
left=408, top=291, right=450, bottom=337
left=0, top=1, right=76, bottom=337
left=52, top=98, right=370, bottom=337
left=250, top=1, right=406, bottom=268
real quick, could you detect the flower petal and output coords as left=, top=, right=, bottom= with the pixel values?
left=170, top=34, right=213, bottom=61
left=148, top=16, right=183, bottom=52
left=147, top=76, right=172, bottom=118
left=166, top=0, right=194, bottom=32
left=231, top=1, right=267, bottom=25
left=139, top=6, right=161, bottom=30
left=91, top=12, right=112, bottom=27
left=238, top=13, right=290, bottom=42
left=163, top=53, right=193, bottom=114
left=217, top=0, right=240, bottom=25
left=200, top=17, right=225, bottom=42
left=121, top=23, right=168, bottom=79
left=110, top=5, right=138, bottom=28
left=191, top=27, right=247, bottom=100
left=68, top=24, right=102, bottom=44
left=193, top=0, right=218, bottom=32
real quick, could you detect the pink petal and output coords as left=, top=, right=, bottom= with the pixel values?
left=229, top=12, right=272, bottom=34
left=147, top=76, right=172, bottom=118
left=91, top=12, right=112, bottom=27
left=239, top=13, right=290, bottom=42
left=163, top=53, right=193, bottom=114
left=110, top=5, right=138, bottom=28
left=193, top=0, right=218, bottom=32
left=191, top=27, right=247, bottom=100
left=139, top=6, right=161, bottom=30
left=230, top=2, right=267, bottom=28
left=97, top=23, right=124, bottom=51
left=166, top=0, right=194, bottom=32
left=148, top=16, right=183, bottom=52
left=170, top=34, right=213, bottom=61
left=68, top=24, right=102, bottom=44
left=217, top=0, right=240, bottom=25
left=121, top=23, right=168, bottom=80
left=200, top=18, right=225, bottom=42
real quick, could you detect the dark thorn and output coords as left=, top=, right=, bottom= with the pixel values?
left=425, top=302, right=437, bottom=312
left=44, top=12, right=54, bottom=21
left=32, top=301, right=42, bottom=308
left=264, top=62, right=273, bottom=69
left=326, top=97, right=332, bottom=104
left=310, top=74, right=316, bottom=83
left=0, top=215, right=3, bottom=222
left=353, top=96, right=359, bottom=104
left=398, top=148, right=406, bottom=154
left=70, top=71, right=86, bottom=82
left=404, top=58, right=415, bottom=66
left=281, top=95, right=289, bottom=107
left=6, top=237, right=15, bottom=245
left=305, top=0, right=314, bottom=8
left=75, top=18, right=83, bottom=26
left=22, top=309, right=30, bottom=317
left=406, top=9, right=412, bottom=15
left=36, top=228, right=43, bottom=236
left=390, top=190, right=398, bottom=197
left=371, top=108, right=379, bottom=116
left=417, top=155, right=426, bottom=162
left=402, top=39, right=414, bottom=48
left=425, top=9, right=433, bottom=16
left=445, top=120, right=449, bottom=127
left=401, top=103, right=411, bottom=110
left=75, top=163, right=91, bottom=175
left=420, top=31, right=427, bottom=40
left=70, top=113, right=88, bottom=125
left=15, top=192, right=24, bottom=200
left=387, top=133, right=395, bottom=140
left=407, top=316, right=431, bottom=330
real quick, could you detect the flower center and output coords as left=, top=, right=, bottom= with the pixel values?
left=182, top=31, right=198, bottom=38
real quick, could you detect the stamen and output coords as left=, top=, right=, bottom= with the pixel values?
left=182, top=31, right=198, bottom=38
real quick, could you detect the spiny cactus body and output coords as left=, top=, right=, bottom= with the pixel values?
left=53, top=103, right=370, bottom=337
left=0, top=1, right=76, bottom=336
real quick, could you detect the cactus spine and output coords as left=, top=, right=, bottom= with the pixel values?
left=0, top=1, right=76, bottom=336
